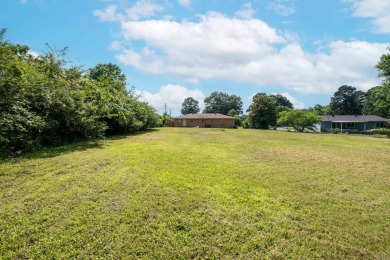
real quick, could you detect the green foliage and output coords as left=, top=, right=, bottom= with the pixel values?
left=270, top=94, right=294, bottom=108
left=227, top=109, right=238, bottom=117
left=270, top=94, right=294, bottom=114
left=329, top=85, right=365, bottom=115
left=227, top=109, right=242, bottom=126
left=368, top=128, right=390, bottom=137
left=87, top=63, right=127, bottom=92
left=360, top=48, right=390, bottom=119
left=242, top=118, right=250, bottom=128
left=306, top=104, right=331, bottom=116
left=159, top=112, right=171, bottom=127
left=332, top=128, right=340, bottom=134
left=363, top=83, right=390, bottom=118
left=277, top=109, right=321, bottom=132
left=0, top=30, right=158, bottom=155
left=376, top=47, right=390, bottom=82
left=203, top=91, right=243, bottom=115
left=181, top=97, right=200, bottom=115
left=0, top=33, right=48, bottom=152
left=247, top=93, right=277, bottom=129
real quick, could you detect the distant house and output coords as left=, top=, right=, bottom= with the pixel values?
left=319, top=115, right=388, bottom=133
left=171, top=113, right=236, bottom=128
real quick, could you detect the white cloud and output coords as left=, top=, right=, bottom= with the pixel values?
left=125, top=0, right=164, bottom=20
left=117, top=12, right=284, bottom=81
left=267, top=0, right=295, bottom=16
left=344, top=0, right=390, bottom=34
left=235, top=3, right=255, bottom=19
left=94, top=5, right=119, bottom=22
left=135, top=84, right=205, bottom=114
left=178, top=0, right=191, bottom=8
left=109, top=41, right=123, bottom=50
left=94, top=0, right=165, bottom=22
left=113, top=11, right=387, bottom=95
left=20, top=0, right=28, bottom=4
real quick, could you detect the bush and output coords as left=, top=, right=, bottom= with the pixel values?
left=332, top=128, right=340, bottom=134
left=242, top=120, right=250, bottom=129
left=0, top=30, right=159, bottom=155
left=368, top=128, right=390, bottom=137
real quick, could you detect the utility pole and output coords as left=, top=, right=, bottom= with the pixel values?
left=164, top=103, right=167, bottom=114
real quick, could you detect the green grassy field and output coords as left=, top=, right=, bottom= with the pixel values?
left=1, top=128, right=389, bottom=259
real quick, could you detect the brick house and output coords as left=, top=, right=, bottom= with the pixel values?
left=171, top=113, right=236, bottom=128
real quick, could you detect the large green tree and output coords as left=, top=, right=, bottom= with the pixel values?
left=203, top=91, right=243, bottom=115
left=363, top=83, right=390, bottom=118
left=85, top=63, right=159, bottom=135
left=247, top=93, right=277, bottom=129
left=376, top=47, right=390, bottom=81
left=277, top=110, right=321, bottom=132
left=329, top=85, right=365, bottom=115
left=181, top=97, right=200, bottom=115
left=306, top=104, right=331, bottom=116
left=87, top=63, right=127, bottom=92
left=270, top=94, right=294, bottom=113
left=270, top=94, right=293, bottom=108
left=365, top=48, right=390, bottom=119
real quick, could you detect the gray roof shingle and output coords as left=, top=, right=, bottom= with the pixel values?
left=322, top=115, right=388, bottom=122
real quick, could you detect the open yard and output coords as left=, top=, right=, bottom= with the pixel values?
left=0, top=128, right=389, bottom=258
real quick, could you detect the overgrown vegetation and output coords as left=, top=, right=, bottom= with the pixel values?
left=368, top=128, right=390, bottom=137
left=0, top=29, right=159, bottom=155
left=0, top=128, right=389, bottom=258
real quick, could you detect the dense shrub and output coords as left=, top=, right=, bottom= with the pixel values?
left=368, top=128, right=390, bottom=137
left=331, top=128, right=340, bottom=134
left=0, top=29, right=159, bottom=155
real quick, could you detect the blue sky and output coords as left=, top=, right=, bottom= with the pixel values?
left=1, top=0, right=389, bottom=115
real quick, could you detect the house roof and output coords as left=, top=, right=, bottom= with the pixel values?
left=322, top=115, right=388, bottom=122
left=173, top=113, right=235, bottom=119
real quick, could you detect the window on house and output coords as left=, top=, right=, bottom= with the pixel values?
left=221, top=119, right=225, bottom=123
left=376, top=122, right=384, bottom=128
left=190, top=119, right=194, bottom=122
left=201, top=119, right=205, bottom=123
left=346, top=123, right=355, bottom=128
left=211, top=119, right=214, bottom=123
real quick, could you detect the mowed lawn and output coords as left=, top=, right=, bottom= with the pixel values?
left=0, top=128, right=389, bottom=259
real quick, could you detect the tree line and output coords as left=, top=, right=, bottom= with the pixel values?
left=0, top=29, right=160, bottom=155
left=180, top=47, right=390, bottom=130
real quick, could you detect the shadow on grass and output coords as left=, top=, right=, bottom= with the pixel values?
left=0, top=128, right=161, bottom=163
